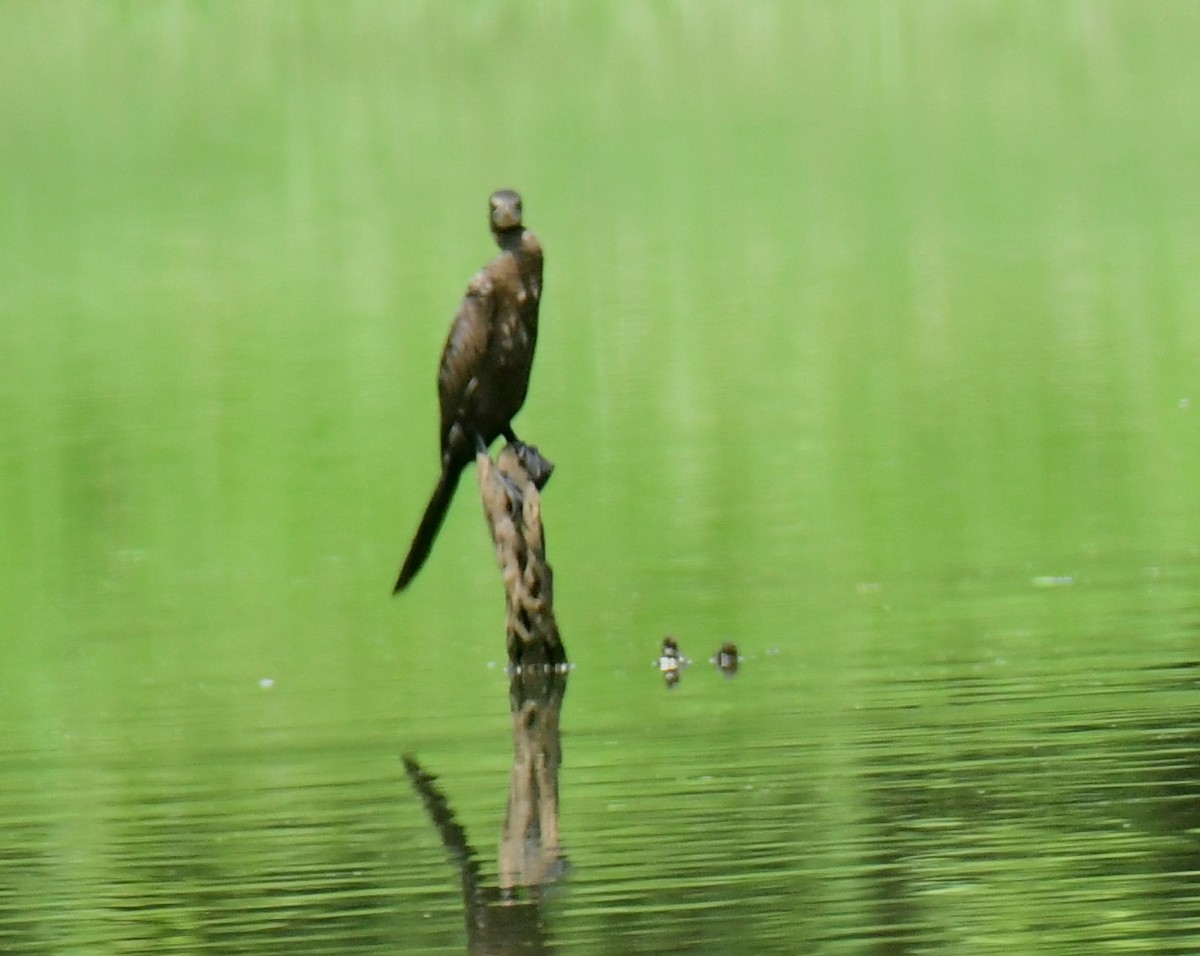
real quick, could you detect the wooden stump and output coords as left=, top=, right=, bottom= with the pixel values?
left=476, top=442, right=566, bottom=669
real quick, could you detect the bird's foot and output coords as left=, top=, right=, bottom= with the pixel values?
left=510, top=442, right=555, bottom=490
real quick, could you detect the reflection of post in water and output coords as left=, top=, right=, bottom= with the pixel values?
left=402, top=671, right=568, bottom=954
left=501, top=666, right=568, bottom=889
left=403, top=441, right=569, bottom=952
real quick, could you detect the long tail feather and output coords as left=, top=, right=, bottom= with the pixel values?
left=393, top=461, right=464, bottom=593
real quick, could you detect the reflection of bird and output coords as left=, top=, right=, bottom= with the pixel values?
left=394, top=190, right=544, bottom=593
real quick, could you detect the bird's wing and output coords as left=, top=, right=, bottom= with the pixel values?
left=437, top=270, right=495, bottom=446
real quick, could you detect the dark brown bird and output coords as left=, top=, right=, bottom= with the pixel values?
left=393, top=190, right=544, bottom=593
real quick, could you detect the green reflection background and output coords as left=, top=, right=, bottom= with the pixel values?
left=1, top=4, right=1197, bottom=953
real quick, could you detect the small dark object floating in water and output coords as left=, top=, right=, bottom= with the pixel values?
left=658, top=635, right=690, bottom=687
left=658, top=635, right=688, bottom=670
left=713, top=641, right=739, bottom=676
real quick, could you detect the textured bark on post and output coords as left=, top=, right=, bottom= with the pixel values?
left=476, top=443, right=566, bottom=669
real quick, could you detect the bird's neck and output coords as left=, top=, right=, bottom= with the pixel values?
left=494, top=228, right=542, bottom=291
left=493, top=227, right=524, bottom=253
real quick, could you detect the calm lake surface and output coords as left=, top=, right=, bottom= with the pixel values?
left=2, top=4, right=1198, bottom=954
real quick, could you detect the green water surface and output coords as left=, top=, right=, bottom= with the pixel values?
left=2, top=4, right=1198, bottom=954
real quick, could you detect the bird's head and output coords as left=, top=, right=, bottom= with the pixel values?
left=489, top=189, right=524, bottom=233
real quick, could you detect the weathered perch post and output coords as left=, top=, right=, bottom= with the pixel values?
left=476, top=442, right=567, bottom=670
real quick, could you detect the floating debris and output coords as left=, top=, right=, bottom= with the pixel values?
left=658, top=636, right=688, bottom=670
left=712, top=641, right=740, bottom=677
left=658, top=636, right=689, bottom=688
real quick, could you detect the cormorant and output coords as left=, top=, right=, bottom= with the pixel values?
left=393, top=190, right=544, bottom=593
